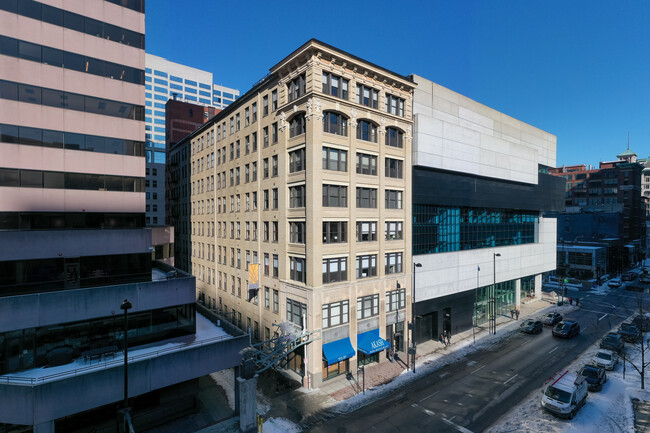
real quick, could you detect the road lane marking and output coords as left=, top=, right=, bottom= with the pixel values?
left=421, top=390, right=439, bottom=402
left=548, top=346, right=558, bottom=354
left=442, top=417, right=474, bottom=433
left=412, top=403, right=436, bottom=416
left=440, top=372, right=450, bottom=379
left=599, top=314, right=608, bottom=321
left=504, top=373, right=519, bottom=385
left=471, top=364, right=486, bottom=374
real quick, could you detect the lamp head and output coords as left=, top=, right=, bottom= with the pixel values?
left=414, top=263, right=423, bottom=268
left=494, top=253, right=501, bottom=257
left=120, top=299, right=132, bottom=311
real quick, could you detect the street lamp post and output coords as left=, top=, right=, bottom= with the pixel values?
left=492, top=253, right=501, bottom=335
left=474, top=265, right=480, bottom=344
left=412, top=262, right=422, bottom=373
left=120, top=299, right=132, bottom=424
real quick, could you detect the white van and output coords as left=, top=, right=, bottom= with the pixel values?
left=541, top=371, right=588, bottom=419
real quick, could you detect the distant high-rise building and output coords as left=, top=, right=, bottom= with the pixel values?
left=144, top=53, right=239, bottom=226
left=0, top=2, right=245, bottom=430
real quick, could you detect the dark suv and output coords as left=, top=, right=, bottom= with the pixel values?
left=552, top=320, right=580, bottom=338
left=618, top=323, right=641, bottom=343
left=600, top=332, right=624, bottom=353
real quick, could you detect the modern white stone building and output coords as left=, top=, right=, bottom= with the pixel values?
left=409, top=75, right=564, bottom=342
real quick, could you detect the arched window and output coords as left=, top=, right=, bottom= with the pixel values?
left=323, top=111, right=348, bottom=136
left=386, top=127, right=403, bottom=148
left=357, top=120, right=377, bottom=143
left=289, top=113, right=306, bottom=138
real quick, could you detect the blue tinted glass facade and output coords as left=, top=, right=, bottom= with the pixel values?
left=223, top=92, right=233, bottom=99
left=154, top=86, right=167, bottom=94
left=170, top=83, right=182, bottom=90
left=154, top=78, right=167, bottom=86
left=185, top=87, right=197, bottom=94
left=153, top=70, right=168, bottom=78
left=185, top=79, right=197, bottom=86
left=170, top=75, right=182, bottom=82
left=413, top=205, right=538, bottom=254
left=199, top=83, right=210, bottom=90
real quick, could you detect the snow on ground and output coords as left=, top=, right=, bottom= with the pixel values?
left=489, top=319, right=650, bottom=432
left=261, top=417, right=302, bottom=433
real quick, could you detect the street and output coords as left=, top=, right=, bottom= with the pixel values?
left=309, top=288, right=645, bottom=433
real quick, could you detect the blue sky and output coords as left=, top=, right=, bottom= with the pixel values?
left=146, top=0, right=650, bottom=167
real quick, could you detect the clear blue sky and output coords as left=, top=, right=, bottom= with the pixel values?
left=146, top=0, right=650, bottom=167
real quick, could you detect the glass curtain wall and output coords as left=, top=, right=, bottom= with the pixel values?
left=474, top=280, right=516, bottom=327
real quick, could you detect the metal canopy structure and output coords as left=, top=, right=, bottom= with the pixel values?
left=243, top=321, right=321, bottom=373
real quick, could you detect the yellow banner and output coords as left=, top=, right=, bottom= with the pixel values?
left=248, top=263, right=259, bottom=289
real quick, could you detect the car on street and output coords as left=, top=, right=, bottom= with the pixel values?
left=543, top=312, right=563, bottom=326
left=552, top=320, right=580, bottom=339
left=622, top=272, right=637, bottom=282
left=632, top=314, right=650, bottom=332
left=519, top=319, right=543, bottom=334
left=618, top=322, right=642, bottom=343
left=592, top=349, right=618, bottom=370
left=600, top=332, right=624, bottom=353
left=577, top=365, right=607, bottom=392
left=607, top=278, right=622, bottom=288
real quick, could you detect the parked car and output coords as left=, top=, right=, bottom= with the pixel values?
left=607, top=278, right=622, bottom=288
left=618, top=323, right=642, bottom=343
left=641, top=274, right=650, bottom=284
left=577, top=365, right=607, bottom=392
left=553, top=320, right=580, bottom=339
left=622, top=272, right=637, bottom=282
left=520, top=319, right=543, bottom=334
left=600, top=332, right=624, bottom=353
left=541, top=371, right=588, bottom=419
left=543, top=312, right=563, bottom=326
left=592, top=349, right=619, bottom=370
left=632, top=314, right=650, bottom=332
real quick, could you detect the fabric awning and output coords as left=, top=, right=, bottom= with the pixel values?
left=322, top=337, right=356, bottom=365
left=357, top=329, right=391, bottom=355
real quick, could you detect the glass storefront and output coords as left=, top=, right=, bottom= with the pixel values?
left=474, top=280, right=516, bottom=326
left=322, top=358, right=349, bottom=380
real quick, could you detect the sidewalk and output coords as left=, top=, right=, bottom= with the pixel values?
left=262, top=293, right=567, bottom=428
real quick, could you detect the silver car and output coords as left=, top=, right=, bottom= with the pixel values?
left=592, top=349, right=618, bottom=370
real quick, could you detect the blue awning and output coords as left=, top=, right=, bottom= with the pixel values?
left=357, top=329, right=391, bottom=355
left=322, top=337, right=356, bottom=365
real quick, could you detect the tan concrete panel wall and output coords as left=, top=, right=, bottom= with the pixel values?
left=0, top=54, right=143, bottom=106
left=0, top=143, right=144, bottom=177
left=0, top=99, right=143, bottom=142
left=0, top=187, right=144, bottom=213
left=0, top=10, right=144, bottom=70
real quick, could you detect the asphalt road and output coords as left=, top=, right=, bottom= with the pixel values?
left=309, top=288, right=645, bottom=433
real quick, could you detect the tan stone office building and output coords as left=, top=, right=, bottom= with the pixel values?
left=169, top=39, right=415, bottom=388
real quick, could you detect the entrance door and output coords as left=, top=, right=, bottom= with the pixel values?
left=395, top=321, right=404, bottom=352
left=287, top=346, right=304, bottom=377
left=416, top=312, right=437, bottom=344
left=443, top=308, right=451, bottom=334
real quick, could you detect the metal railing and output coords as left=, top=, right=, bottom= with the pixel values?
left=0, top=334, right=232, bottom=385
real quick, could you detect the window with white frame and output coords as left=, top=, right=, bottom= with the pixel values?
left=322, top=300, right=349, bottom=329
left=322, top=257, right=347, bottom=283
left=385, top=252, right=403, bottom=274
left=357, top=294, right=379, bottom=319
left=356, top=254, right=377, bottom=279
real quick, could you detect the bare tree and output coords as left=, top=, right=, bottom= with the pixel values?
left=623, top=295, right=650, bottom=389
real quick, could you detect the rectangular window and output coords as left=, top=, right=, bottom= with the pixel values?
left=290, top=221, right=306, bottom=244
left=385, top=190, right=403, bottom=209
left=272, top=155, right=278, bottom=176
left=357, top=294, right=379, bottom=319
left=273, top=289, right=279, bottom=313
left=289, top=114, right=306, bottom=137
left=322, top=184, right=348, bottom=207
left=289, top=147, right=306, bottom=173
left=288, top=74, right=306, bottom=102
left=289, top=184, right=306, bottom=208
left=356, top=187, right=377, bottom=208
left=245, top=107, right=250, bottom=126
left=322, top=147, right=347, bottom=172
left=252, top=102, right=257, bottom=122
left=356, top=84, right=378, bottom=109
left=322, top=300, right=349, bottom=329
left=356, top=153, right=377, bottom=175
left=356, top=221, right=377, bottom=242
left=386, top=94, right=406, bottom=118
left=385, top=252, right=403, bottom=274
left=356, top=255, right=377, bottom=279
left=265, top=287, right=270, bottom=309
left=290, top=256, right=306, bottom=283
left=286, top=298, right=306, bottom=326
left=385, top=221, right=403, bottom=240
left=385, top=158, right=403, bottom=178
left=273, top=254, right=279, bottom=278
left=272, top=122, right=278, bottom=144
left=322, top=257, right=347, bottom=284
left=387, top=288, right=406, bottom=312
left=263, top=126, right=269, bottom=147
left=271, top=90, right=278, bottom=111
left=322, top=221, right=347, bottom=243
left=272, top=188, right=278, bottom=209
left=322, top=72, right=349, bottom=100
left=264, top=253, right=270, bottom=275
left=263, top=95, right=269, bottom=116
left=263, top=221, right=269, bottom=241
left=263, top=158, right=269, bottom=178
left=386, top=127, right=403, bottom=148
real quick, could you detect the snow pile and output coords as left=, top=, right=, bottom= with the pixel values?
left=261, top=417, right=302, bottom=433
left=489, top=326, right=650, bottom=432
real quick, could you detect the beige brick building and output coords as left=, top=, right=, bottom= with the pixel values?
left=169, top=39, right=416, bottom=388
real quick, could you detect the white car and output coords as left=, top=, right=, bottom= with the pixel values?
left=592, top=349, right=618, bottom=370
left=607, top=278, right=622, bottom=288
